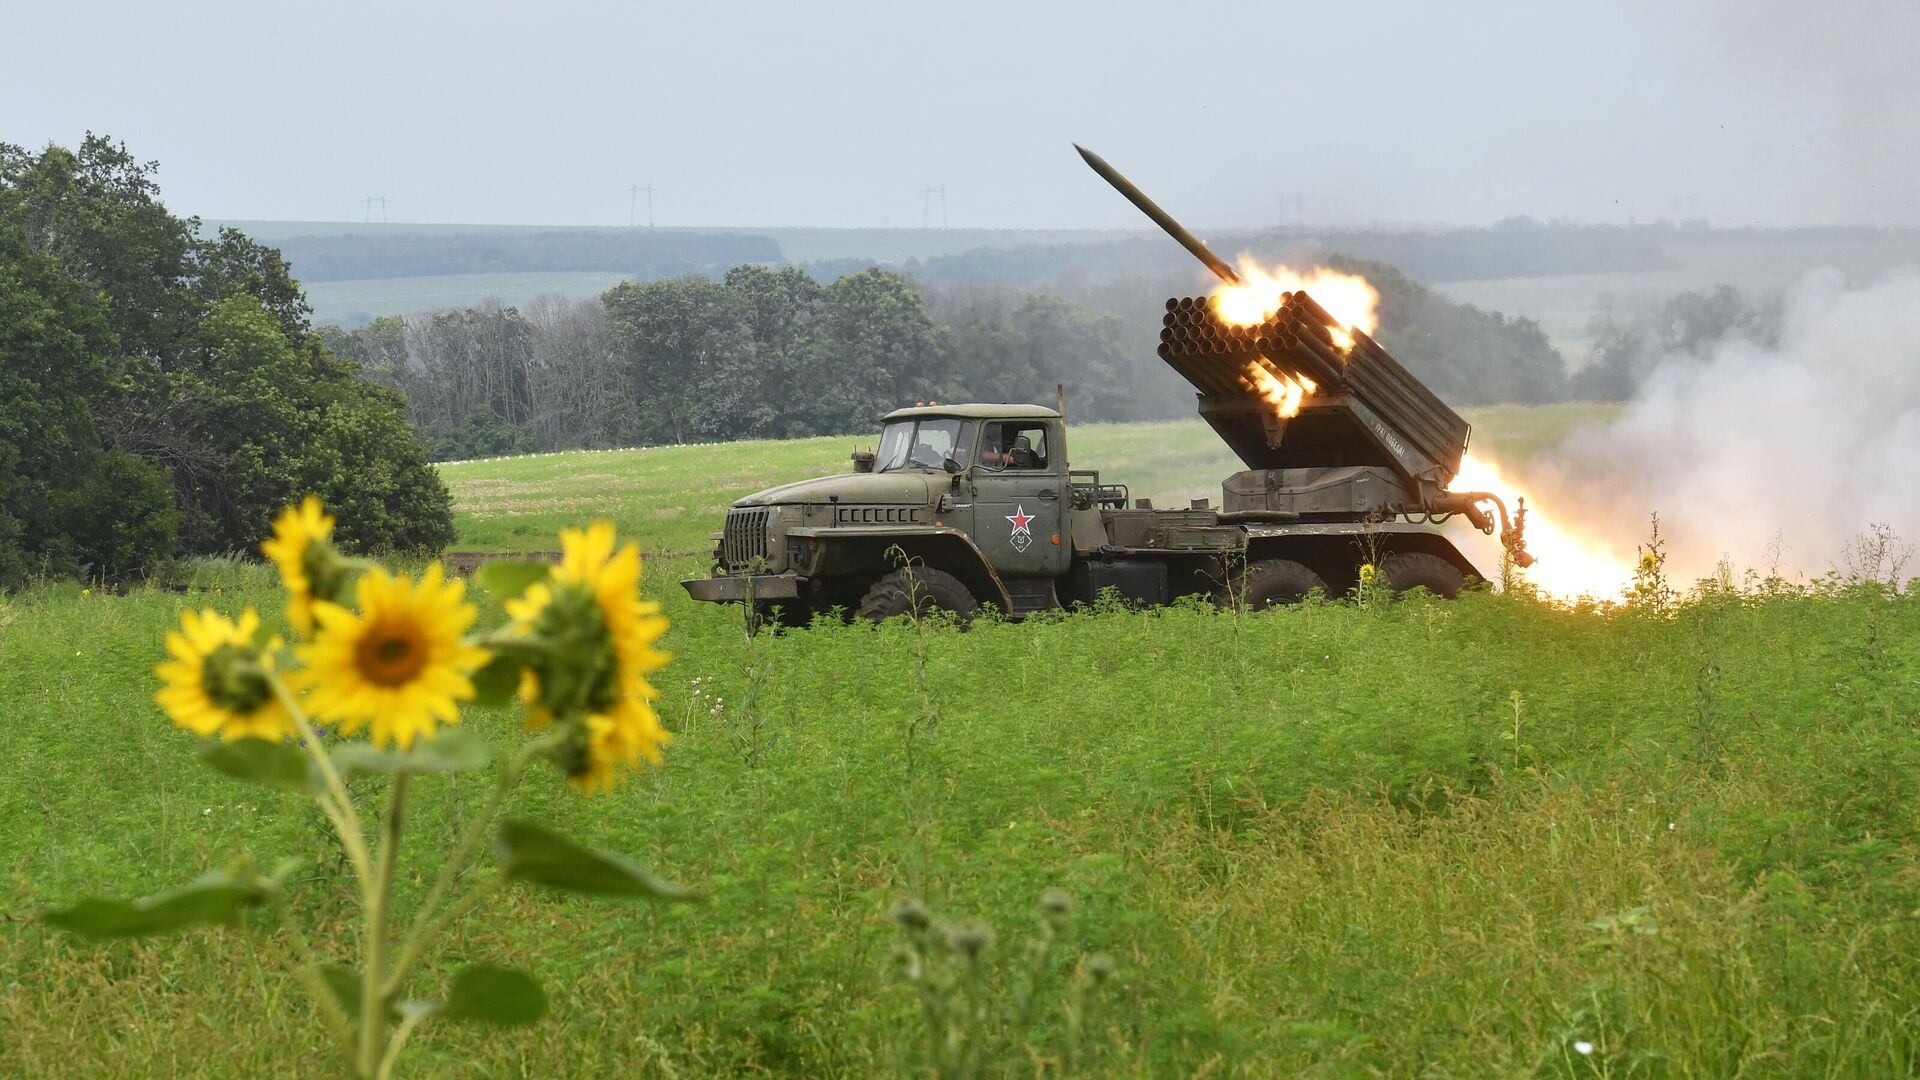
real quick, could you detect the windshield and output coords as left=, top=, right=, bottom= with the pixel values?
left=874, top=418, right=975, bottom=472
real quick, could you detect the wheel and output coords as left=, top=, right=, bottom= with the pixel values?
left=855, top=566, right=978, bottom=624
left=1380, top=552, right=1466, bottom=599
left=1216, top=558, right=1327, bottom=610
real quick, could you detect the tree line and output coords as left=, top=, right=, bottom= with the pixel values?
left=0, top=136, right=453, bottom=584
left=320, top=267, right=1182, bottom=459
left=323, top=255, right=1579, bottom=461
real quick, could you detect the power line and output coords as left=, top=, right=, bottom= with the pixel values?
left=1279, top=192, right=1304, bottom=228
left=363, top=194, right=389, bottom=223
left=629, top=182, right=655, bottom=228
left=922, top=185, right=947, bottom=229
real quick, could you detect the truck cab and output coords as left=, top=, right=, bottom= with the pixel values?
left=881, top=405, right=1072, bottom=579
left=686, top=402, right=1267, bottom=624
left=684, top=404, right=1074, bottom=623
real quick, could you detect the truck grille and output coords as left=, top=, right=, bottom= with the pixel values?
left=835, top=504, right=924, bottom=526
left=723, top=508, right=772, bottom=570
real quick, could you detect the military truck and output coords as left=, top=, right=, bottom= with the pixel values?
left=680, top=146, right=1531, bottom=623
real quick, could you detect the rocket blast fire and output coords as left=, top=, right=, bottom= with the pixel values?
left=1212, top=258, right=1380, bottom=351
left=1206, top=258, right=1376, bottom=416
left=1246, top=367, right=1316, bottom=417
left=1449, top=453, right=1636, bottom=602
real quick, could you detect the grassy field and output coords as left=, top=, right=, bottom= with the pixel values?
left=6, top=406, right=1918, bottom=1077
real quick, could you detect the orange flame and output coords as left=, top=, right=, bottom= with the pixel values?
left=1245, top=364, right=1317, bottom=418
left=1450, top=453, right=1636, bottom=603
left=1213, top=258, right=1381, bottom=352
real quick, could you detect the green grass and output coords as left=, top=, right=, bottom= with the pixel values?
left=6, top=407, right=1918, bottom=1077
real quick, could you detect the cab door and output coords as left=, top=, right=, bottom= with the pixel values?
left=969, top=419, right=1069, bottom=578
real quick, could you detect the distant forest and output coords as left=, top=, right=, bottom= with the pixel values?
left=278, top=219, right=1920, bottom=298
left=320, top=258, right=1574, bottom=461
left=276, top=230, right=779, bottom=282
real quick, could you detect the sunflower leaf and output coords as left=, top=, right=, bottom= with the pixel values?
left=198, top=738, right=314, bottom=792
left=43, top=871, right=265, bottom=939
left=475, top=560, right=552, bottom=603
left=333, top=729, right=490, bottom=776
left=319, top=964, right=361, bottom=1016
left=494, top=819, right=700, bottom=901
left=437, top=963, right=548, bottom=1026
left=319, top=965, right=403, bottom=1022
left=471, top=653, right=522, bottom=707
left=469, top=641, right=544, bottom=707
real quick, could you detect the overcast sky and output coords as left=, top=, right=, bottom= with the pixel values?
left=6, top=0, right=1916, bottom=230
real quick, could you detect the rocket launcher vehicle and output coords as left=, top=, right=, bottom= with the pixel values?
left=1074, top=144, right=1531, bottom=565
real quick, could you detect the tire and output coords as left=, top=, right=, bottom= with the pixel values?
left=1380, top=552, right=1467, bottom=599
left=1216, top=558, right=1327, bottom=610
left=855, top=566, right=979, bottom=624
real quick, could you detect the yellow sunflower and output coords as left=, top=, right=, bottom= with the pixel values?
left=261, top=496, right=336, bottom=636
left=298, top=563, right=489, bottom=749
left=568, top=697, right=670, bottom=794
left=154, top=608, right=295, bottom=742
left=505, top=522, right=671, bottom=790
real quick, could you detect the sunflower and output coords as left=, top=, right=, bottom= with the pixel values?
left=298, top=563, right=489, bottom=749
left=154, top=608, right=295, bottom=742
left=505, top=522, right=671, bottom=790
left=565, top=697, right=670, bottom=794
left=261, top=496, right=337, bottom=636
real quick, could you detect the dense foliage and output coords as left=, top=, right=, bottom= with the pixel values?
left=325, top=266, right=1167, bottom=456
left=0, top=136, right=453, bottom=582
left=326, top=257, right=1570, bottom=458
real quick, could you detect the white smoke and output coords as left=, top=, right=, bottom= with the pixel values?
left=1533, top=269, right=1920, bottom=584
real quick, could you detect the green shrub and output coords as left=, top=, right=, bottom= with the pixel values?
left=42, top=449, right=177, bottom=578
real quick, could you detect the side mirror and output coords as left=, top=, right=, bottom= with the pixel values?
left=942, top=457, right=961, bottom=475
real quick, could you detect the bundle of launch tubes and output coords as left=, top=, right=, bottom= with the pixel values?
left=1156, top=289, right=1469, bottom=477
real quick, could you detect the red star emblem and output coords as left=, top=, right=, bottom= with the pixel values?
left=1006, top=506, right=1033, bottom=533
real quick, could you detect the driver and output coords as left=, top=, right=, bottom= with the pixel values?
left=980, top=429, right=1017, bottom=467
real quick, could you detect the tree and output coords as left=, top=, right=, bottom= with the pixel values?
left=0, top=135, right=454, bottom=568
left=0, top=226, right=176, bottom=581
left=723, top=265, right=826, bottom=438
left=806, top=268, right=953, bottom=435
left=602, top=277, right=752, bottom=444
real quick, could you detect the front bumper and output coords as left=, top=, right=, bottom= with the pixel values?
left=680, top=572, right=803, bottom=604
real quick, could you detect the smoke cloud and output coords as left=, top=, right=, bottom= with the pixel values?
left=1533, top=269, right=1920, bottom=585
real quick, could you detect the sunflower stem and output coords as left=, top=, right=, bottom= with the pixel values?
left=360, top=772, right=408, bottom=1078
left=382, top=733, right=555, bottom=997
left=375, top=1009, right=427, bottom=1080
left=272, top=674, right=374, bottom=891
